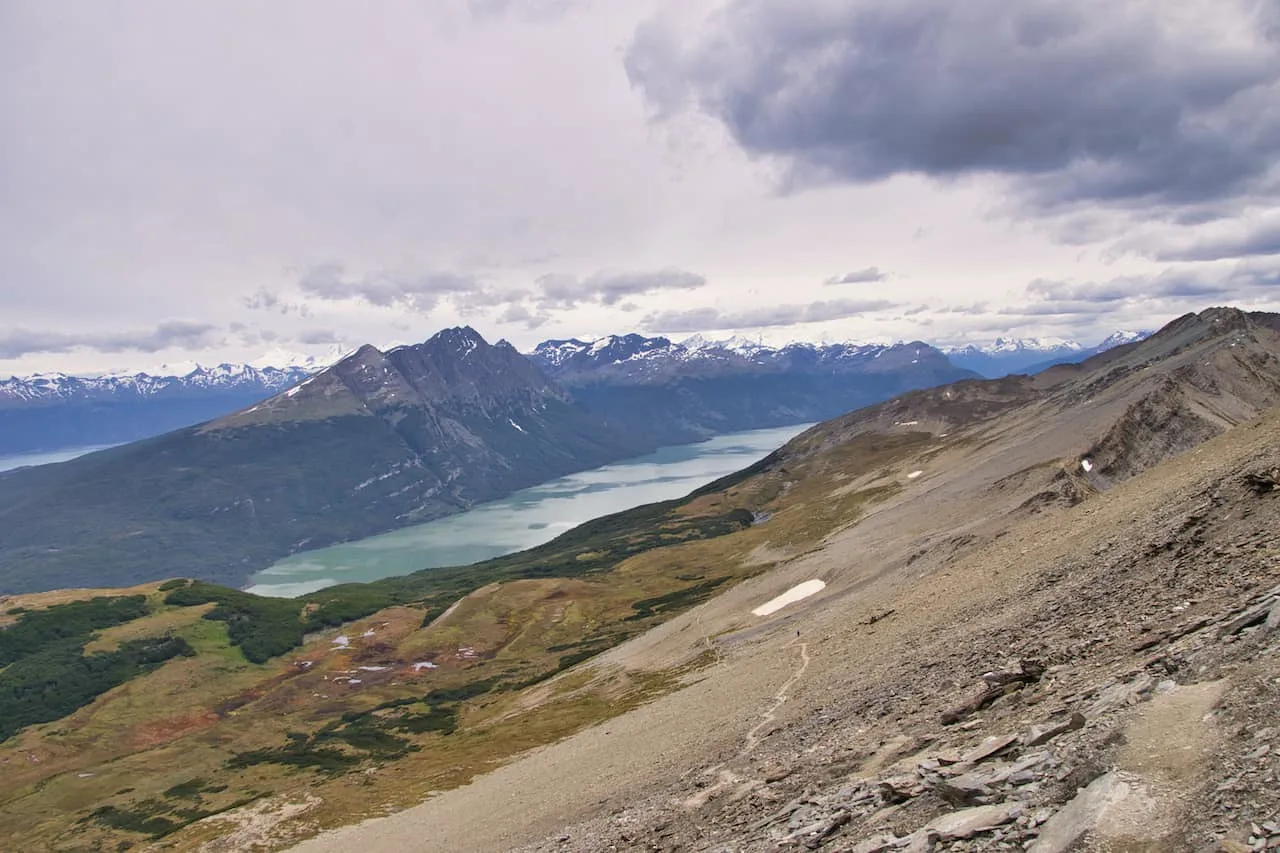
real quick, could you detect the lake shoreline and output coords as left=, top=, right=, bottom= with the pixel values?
left=245, top=423, right=812, bottom=597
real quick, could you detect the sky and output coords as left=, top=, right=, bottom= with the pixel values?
left=3, top=0, right=1279, bottom=375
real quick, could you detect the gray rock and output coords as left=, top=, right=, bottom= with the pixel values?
left=959, top=734, right=1019, bottom=766
left=935, top=773, right=996, bottom=806
left=900, top=829, right=938, bottom=853
left=926, top=803, right=1021, bottom=840
left=848, top=834, right=900, bottom=853
left=1219, top=600, right=1277, bottom=638
left=1022, top=713, right=1086, bottom=747
left=1085, top=674, right=1155, bottom=717
left=1027, top=772, right=1138, bottom=853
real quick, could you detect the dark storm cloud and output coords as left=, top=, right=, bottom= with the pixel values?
left=643, top=297, right=897, bottom=333
left=536, top=267, right=707, bottom=308
left=0, top=321, right=221, bottom=359
left=296, top=263, right=485, bottom=312
left=824, top=267, right=888, bottom=285
left=626, top=0, right=1280, bottom=214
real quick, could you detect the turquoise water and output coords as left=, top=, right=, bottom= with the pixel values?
left=246, top=423, right=810, bottom=597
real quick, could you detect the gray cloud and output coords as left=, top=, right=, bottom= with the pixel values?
left=642, top=297, right=897, bottom=333
left=536, top=267, right=707, bottom=308
left=0, top=320, right=221, bottom=359
left=296, top=263, right=485, bottom=312
left=296, top=328, right=343, bottom=345
left=1143, top=219, right=1280, bottom=262
left=627, top=0, right=1280, bottom=215
left=1007, top=261, right=1280, bottom=319
left=825, top=266, right=888, bottom=285
left=467, top=0, right=579, bottom=22
left=497, top=303, right=551, bottom=329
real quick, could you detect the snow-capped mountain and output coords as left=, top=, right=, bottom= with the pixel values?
left=942, top=331, right=1151, bottom=378
left=526, top=332, right=977, bottom=448
left=0, top=363, right=315, bottom=405
left=0, top=361, right=327, bottom=455
left=528, top=333, right=960, bottom=384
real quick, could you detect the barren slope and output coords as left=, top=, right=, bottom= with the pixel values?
left=287, top=307, right=1280, bottom=853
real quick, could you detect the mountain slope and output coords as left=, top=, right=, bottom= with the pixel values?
left=0, top=328, right=646, bottom=593
left=283, top=306, right=1278, bottom=853
left=0, top=307, right=1277, bottom=851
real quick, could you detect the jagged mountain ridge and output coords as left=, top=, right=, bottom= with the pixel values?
left=0, top=327, right=647, bottom=593
left=529, top=334, right=978, bottom=446
left=0, top=363, right=315, bottom=455
left=0, top=363, right=312, bottom=404
left=532, top=334, right=964, bottom=383
left=943, top=330, right=1150, bottom=378
left=0, top=329, right=1143, bottom=455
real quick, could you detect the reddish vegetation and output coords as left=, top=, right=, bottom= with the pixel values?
left=128, top=710, right=220, bottom=750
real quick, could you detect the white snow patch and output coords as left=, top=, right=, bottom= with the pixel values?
left=358, top=665, right=388, bottom=672
left=362, top=629, right=376, bottom=638
left=332, top=635, right=350, bottom=648
left=285, top=385, right=301, bottom=397
left=412, top=661, right=439, bottom=671
left=1081, top=458, right=1094, bottom=473
left=907, top=470, right=923, bottom=479
left=508, top=418, right=526, bottom=433
left=894, top=420, right=919, bottom=427
left=752, top=580, right=826, bottom=617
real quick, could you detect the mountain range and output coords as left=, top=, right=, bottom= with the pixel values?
left=941, top=330, right=1149, bottom=377
left=0, top=328, right=644, bottom=592
left=0, top=325, right=1151, bottom=593
left=0, top=331, right=1147, bottom=456
left=0, top=324, right=984, bottom=592
left=0, top=363, right=313, bottom=455
left=0, top=306, right=1275, bottom=851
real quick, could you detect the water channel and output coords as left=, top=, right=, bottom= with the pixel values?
left=246, top=422, right=811, bottom=597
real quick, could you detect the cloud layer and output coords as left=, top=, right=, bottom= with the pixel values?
left=627, top=0, right=1280, bottom=216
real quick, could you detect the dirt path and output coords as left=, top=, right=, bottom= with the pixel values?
left=681, top=636, right=810, bottom=809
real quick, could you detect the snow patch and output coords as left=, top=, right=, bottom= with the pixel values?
left=412, top=661, right=438, bottom=671
left=1081, top=459, right=1094, bottom=473
left=508, top=418, right=526, bottom=433
left=752, top=580, right=827, bottom=617
left=907, top=470, right=923, bottom=479
left=331, top=635, right=350, bottom=648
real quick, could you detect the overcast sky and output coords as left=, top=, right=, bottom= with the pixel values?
left=3, top=0, right=1280, bottom=375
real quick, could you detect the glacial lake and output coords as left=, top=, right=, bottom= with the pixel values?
left=246, top=422, right=812, bottom=598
